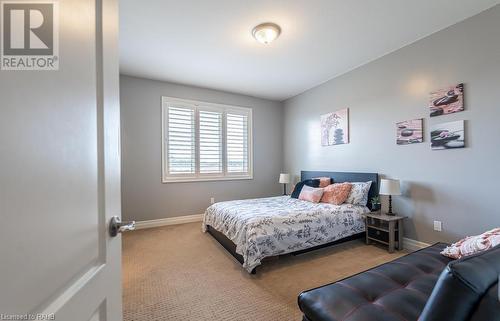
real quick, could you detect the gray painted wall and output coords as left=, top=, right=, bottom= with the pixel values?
left=283, top=6, right=500, bottom=244
left=120, top=75, right=283, bottom=221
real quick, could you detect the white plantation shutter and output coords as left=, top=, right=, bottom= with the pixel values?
left=199, top=109, right=223, bottom=174
left=162, top=97, right=252, bottom=182
left=166, top=105, right=195, bottom=174
left=226, top=113, right=249, bottom=173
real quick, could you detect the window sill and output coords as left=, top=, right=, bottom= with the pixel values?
left=162, top=175, right=253, bottom=183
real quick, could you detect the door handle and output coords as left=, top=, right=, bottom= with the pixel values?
left=109, top=216, right=135, bottom=237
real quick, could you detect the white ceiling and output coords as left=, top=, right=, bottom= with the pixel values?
left=120, top=0, right=500, bottom=101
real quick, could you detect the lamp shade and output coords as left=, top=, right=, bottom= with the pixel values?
left=279, top=173, right=290, bottom=184
left=379, top=179, right=401, bottom=195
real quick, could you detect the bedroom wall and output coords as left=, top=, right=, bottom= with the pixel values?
left=120, top=75, right=283, bottom=221
left=283, top=5, right=500, bottom=244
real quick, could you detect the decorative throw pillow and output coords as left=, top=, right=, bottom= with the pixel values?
left=321, top=183, right=353, bottom=205
left=298, top=185, right=324, bottom=203
left=291, top=179, right=320, bottom=199
left=441, top=228, right=500, bottom=259
left=345, top=181, right=372, bottom=206
left=314, top=177, right=333, bottom=188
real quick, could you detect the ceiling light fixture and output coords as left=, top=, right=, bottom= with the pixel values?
left=252, top=22, right=281, bottom=45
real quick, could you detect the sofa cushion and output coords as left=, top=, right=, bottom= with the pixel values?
left=298, top=243, right=451, bottom=321
left=470, top=283, right=500, bottom=321
left=419, top=244, right=500, bottom=321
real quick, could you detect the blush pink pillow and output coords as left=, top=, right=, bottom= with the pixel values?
left=321, top=183, right=353, bottom=205
left=298, top=185, right=324, bottom=203
left=441, top=227, right=500, bottom=259
left=314, top=177, right=332, bottom=188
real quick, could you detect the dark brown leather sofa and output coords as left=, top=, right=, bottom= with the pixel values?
left=298, top=243, right=500, bottom=321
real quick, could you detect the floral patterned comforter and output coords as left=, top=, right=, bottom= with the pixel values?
left=202, top=196, right=369, bottom=272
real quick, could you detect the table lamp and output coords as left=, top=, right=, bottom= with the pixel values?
left=279, top=173, right=290, bottom=195
left=379, top=179, right=401, bottom=215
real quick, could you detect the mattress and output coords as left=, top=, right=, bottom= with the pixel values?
left=202, top=196, right=369, bottom=272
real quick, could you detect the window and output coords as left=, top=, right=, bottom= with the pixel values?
left=166, top=105, right=196, bottom=175
left=162, top=97, right=252, bottom=182
left=199, top=110, right=223, bottom=174
left=226, top=113, right=249, bottom=173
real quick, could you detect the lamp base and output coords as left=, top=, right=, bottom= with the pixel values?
left=386, top=195, right=395, bottom=215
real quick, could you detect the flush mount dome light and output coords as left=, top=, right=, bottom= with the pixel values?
left=252, top=22, right=281, bottom=44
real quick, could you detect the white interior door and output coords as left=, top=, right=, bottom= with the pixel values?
left=0, top=0, right=122, bottom=320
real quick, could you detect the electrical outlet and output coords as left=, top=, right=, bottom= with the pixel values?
left=210, top=197, right=215, bottom=204
left=433, top=221, right=442, bottom=232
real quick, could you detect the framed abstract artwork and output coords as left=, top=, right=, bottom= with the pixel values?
left=430, top=120, right=465, bottom=150
left=396, top=119, right=423, bottom=145
left=429, top=83, right=464, bottom=117
left=321, top=108, right=349, bottom=146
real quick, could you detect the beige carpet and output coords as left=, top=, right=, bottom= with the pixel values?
left=123, top=222, right=407, bottom=321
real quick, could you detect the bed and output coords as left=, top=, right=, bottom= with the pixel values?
left=202, top=171, right=379, bottom=273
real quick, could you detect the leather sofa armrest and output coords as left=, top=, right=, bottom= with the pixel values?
left=419, top=245, right=500, bottom=321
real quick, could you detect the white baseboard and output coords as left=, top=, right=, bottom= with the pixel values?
left=403, top=237, right=431, bottom=252
left=134, top=214, right=204, bottom=230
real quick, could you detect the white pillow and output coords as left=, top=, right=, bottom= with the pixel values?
left=345, top=181, right=372, bottom=206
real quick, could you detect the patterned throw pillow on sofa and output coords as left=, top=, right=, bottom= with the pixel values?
left=345, top=181, right=372, bottom=206
left=441, top=227, right=500, bottom=259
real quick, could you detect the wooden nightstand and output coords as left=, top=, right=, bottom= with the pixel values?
left=363, top=212, right=406, bottom=253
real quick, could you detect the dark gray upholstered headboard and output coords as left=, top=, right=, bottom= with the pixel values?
left=301, top=171, right=379, bottom=209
